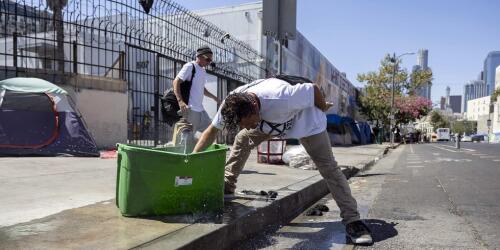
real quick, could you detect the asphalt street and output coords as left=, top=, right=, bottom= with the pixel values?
left=236, top=142, right=500, bottom=250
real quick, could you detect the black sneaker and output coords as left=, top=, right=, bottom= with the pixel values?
left=345, top=220, right=373, bottom=245
left=224, top=183, right=235, bottom=195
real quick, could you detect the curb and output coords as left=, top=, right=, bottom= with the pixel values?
left=136, top=145, right=393, bottom=250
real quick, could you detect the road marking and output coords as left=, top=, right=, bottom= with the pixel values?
left=440, top=144, right=476, bottom=152
left=407, top=161, right=421, bottom=164
left=479, top=156, right=497, bottom=159
left=432, top=145, right=458, bottom=153
left=461, top=148, right=476, bottom=152
left=472, top=154, right=488, bottom=156
left=407, top=165, right=425, bottom=168
left=493, top=159, right=500, bottom=162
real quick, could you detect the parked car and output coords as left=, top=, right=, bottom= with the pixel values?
left=471, top=135, right=485, bottom=142
left=461, top=135, right=472, bottom=142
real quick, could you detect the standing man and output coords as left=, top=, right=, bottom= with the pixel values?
left=173, top=45, right=218, bottom=135
left=193, top=77, right=373, bottom=244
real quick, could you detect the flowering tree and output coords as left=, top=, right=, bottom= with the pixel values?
left=357, top=54, right=433, bottom=127
left=395, top=96, right=432, bottom=125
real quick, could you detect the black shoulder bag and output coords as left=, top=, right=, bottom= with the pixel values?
left=160, top=63, right=196, bottom=126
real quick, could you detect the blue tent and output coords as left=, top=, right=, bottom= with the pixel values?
left=0, top=78, right=99, bottom=156
left=326, top=114, right=372, bottom=145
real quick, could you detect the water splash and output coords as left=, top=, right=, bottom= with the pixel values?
left=175, top=127, right=194, bottom=156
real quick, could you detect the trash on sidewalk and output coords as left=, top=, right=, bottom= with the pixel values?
left=239, top=190, right=278, bottom=200
left=305, top=204, right=329, bottom=216
left=282, top=145, right=317, bottom=170
left=99, top=149, right=117, bottom=159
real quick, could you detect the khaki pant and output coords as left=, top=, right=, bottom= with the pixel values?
left=225, top=129, right=360, bottom=224
left=185, top=109, right=211, bottom=137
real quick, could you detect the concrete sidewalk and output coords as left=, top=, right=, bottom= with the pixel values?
left=0, top=143, right=392, bottom=249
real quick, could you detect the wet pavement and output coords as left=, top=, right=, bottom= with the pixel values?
left=0, top=143, right=390, bottom=249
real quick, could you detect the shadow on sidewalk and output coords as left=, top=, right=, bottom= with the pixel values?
left=236, top=219, right=398, bottom=249
left=241, top=170, right=276, bottom=175
left=355, top=173, right=395, bottom=178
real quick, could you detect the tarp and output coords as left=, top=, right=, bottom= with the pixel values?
left=0, top=77, right=67, bottom=94
left=326, top=114, right=342, bottom=125
left=356, top=122, right=372, bottom=144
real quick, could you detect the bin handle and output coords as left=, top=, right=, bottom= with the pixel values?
left=115, top=151, right=122, bottom=208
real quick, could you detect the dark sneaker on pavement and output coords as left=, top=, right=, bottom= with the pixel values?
left=224, top=183, right=235, bottom=195
left=345, top=220, right=373, bottom=245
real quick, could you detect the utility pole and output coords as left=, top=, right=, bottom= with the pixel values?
left=390, top=52, right=416, bottom=148
left=390, top=53, right=396, bottom=148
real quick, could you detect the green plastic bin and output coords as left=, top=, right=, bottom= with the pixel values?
left=116, top=143, right=227, bottom=216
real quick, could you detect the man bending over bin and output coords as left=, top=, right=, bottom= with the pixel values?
left=192, top=76, right=373, bottom=244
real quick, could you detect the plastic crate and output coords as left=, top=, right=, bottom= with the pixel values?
left=116, top=143, right=227, bottom=216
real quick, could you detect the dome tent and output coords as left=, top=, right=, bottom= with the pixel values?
left=0, top=78, right=98, bottom=156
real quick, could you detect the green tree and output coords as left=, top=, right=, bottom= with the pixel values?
left=451, top=120, right=477, bottom=135
left=491, top=88, right=500, bottom=103
left=430, top=110, right=450, bottom=131
left=357, top=54, right=433, bottom=127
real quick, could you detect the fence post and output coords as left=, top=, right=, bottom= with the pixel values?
left=13, top=32, right=18, bottom=77
left=73, top=41, right=77, bottom=74
left=154, top=54, right=160, bottom=146
left=119, top=51, right=125, bottom=80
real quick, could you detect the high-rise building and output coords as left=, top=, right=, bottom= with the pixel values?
left=463, top=79, right=488, bottom=112
left=440, top=96, right=446, bottom=110
left=446, top=86, right=450, bottom=107
left=414, top=49, right=432, bottom=100
left=449, top=95, right=462, bottom=113
left=496, top=66, right=500, bottom=90
left=484, top=51, right=500, bottom=94
left=417, top=49, right=428, bottom=70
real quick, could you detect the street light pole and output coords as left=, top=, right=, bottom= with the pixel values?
left=389, top=52, right=416, bottom=148
left=390, top=53, right=396, bottom=148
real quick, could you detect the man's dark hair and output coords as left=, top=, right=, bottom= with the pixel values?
left=221, top=92, right=256, bottom=131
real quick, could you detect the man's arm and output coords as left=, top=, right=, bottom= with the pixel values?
left=204, top=88, right=219, bottom=104
left=173, top=77, right=189, bottom=112
left=193, top=124, right=220, bottom=153
left=313, top=84, right=333, bottom=112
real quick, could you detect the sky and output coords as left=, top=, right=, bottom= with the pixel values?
left=177, top=0, right=500, bottom=104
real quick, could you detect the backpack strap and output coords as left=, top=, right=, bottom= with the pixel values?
left=274, top=74, right=313, bottom=85
left=190, top=62, right=196, bottom=81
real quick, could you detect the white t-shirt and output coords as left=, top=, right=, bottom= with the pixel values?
left=212, top=78, right=327, bottom=139
left=176, top=61, right=207, bottom=112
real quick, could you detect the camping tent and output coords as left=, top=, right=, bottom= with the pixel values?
left=0, top=78, right=99, bottom=156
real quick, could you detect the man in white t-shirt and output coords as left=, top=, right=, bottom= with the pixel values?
left=192, top=77, right=373, bottom=244
left=173, top=45, right=218, bottom=134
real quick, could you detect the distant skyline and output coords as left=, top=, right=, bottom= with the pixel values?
left=178, top=0, right=500, bottom=104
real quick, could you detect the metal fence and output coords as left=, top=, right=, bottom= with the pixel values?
left=1, top=0, right=267, bottom=146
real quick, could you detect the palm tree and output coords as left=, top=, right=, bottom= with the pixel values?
left=46, top=0, right=68, bottom=72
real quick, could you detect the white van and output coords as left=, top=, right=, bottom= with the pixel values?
left=436, top=128, right=450, bottom=141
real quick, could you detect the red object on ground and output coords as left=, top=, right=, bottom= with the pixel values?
left=100, top=149, right=117, bottom=159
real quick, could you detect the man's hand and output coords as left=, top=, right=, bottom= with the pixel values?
left=179, top=100, right=189, bottom=113
left=193, top=125, right=219, bottom=153
left=323, top=102, right=334, bottom=112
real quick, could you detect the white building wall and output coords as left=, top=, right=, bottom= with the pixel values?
left=194, top=3, right=265, bottom=55
left=466, top=96, right=490, bottom=121
left=493, top=101, right=500, bottom=134
left=64, top=88, right=128, bottom=149
left=496, top=66, right=500, bottom=90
